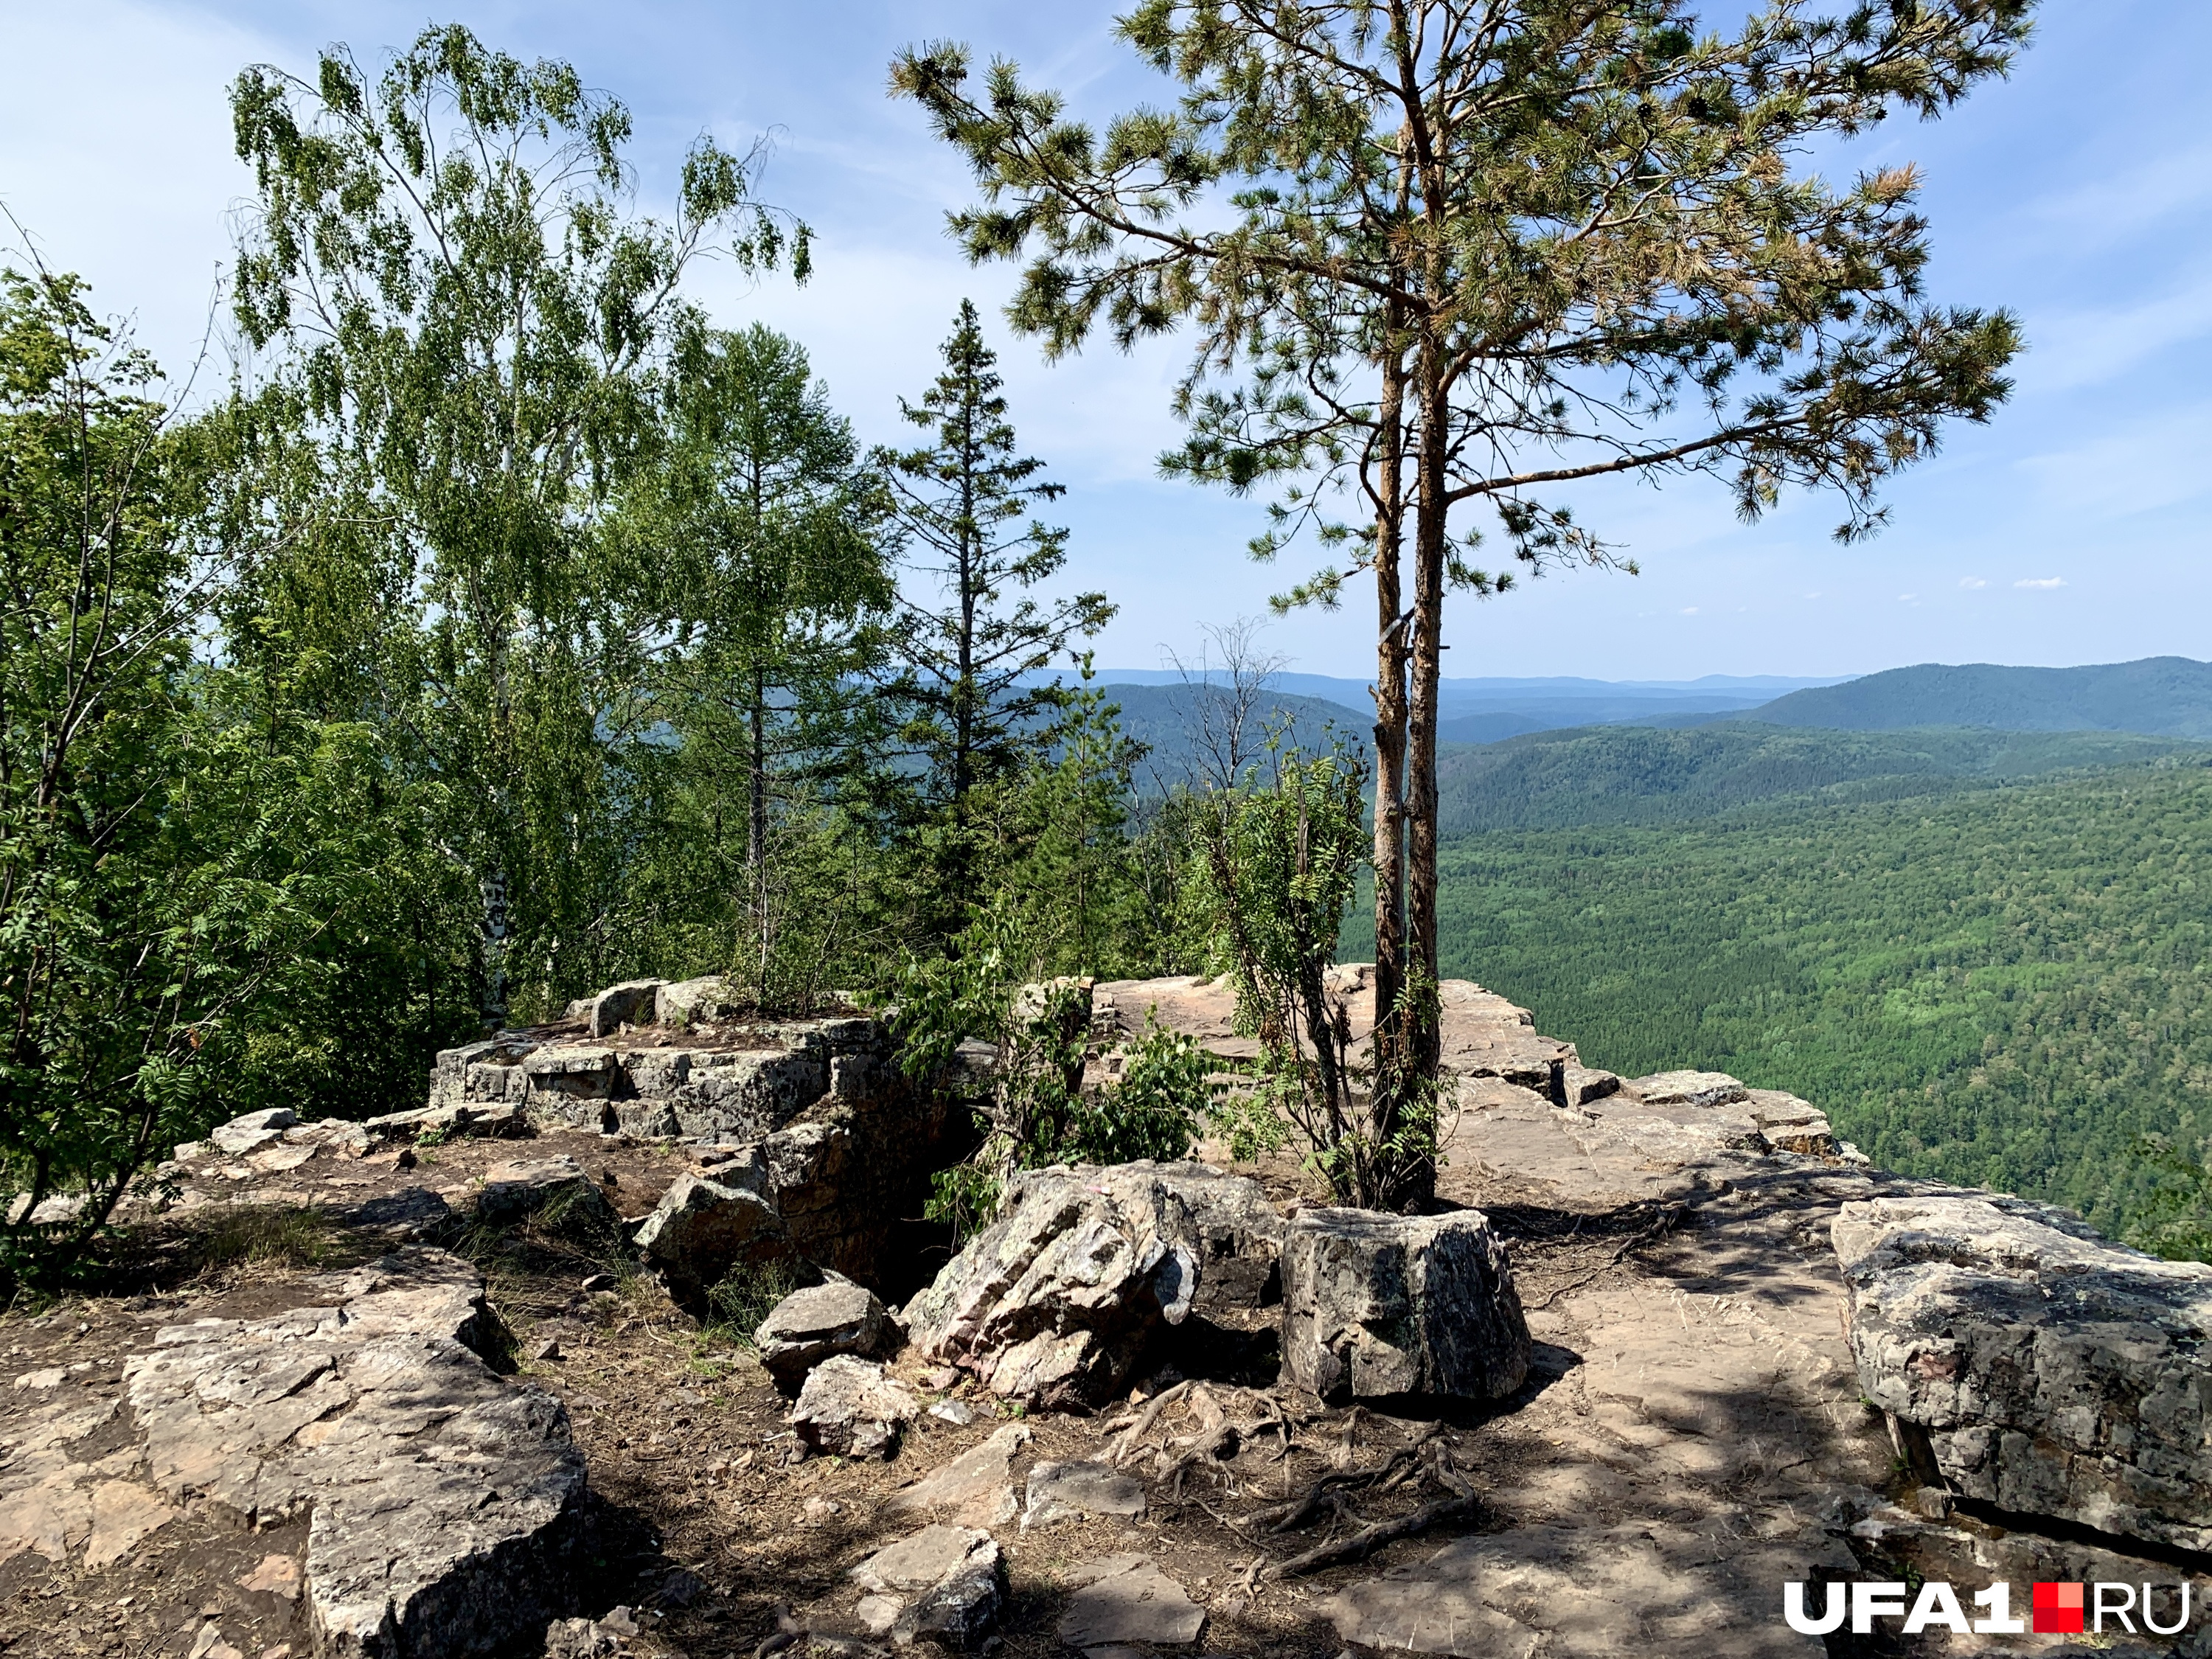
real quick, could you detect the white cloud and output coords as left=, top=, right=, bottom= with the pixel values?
left=1959, top=577, right=1988, bottom=589
left=2015, top=577, right=2067, bottom=590
left=1680, top=606, right=1700, bottom=615
left=1898, top=594, right=1917, bottom=602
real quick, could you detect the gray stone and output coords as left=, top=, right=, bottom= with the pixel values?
left=850, top=1523, right=1006, bottom=1651
left=588, top=978, right=663, bottom=1038
left=635, top=1174, right=793, bottom=1313
left=344, top=1186, right=453, bottom=1241
left=791, top=1357, right=919, bottom=1459
left=1280, top=1208, right=1531, bottom=1402
left=121, top=1248, right=587, bottom=1656
left=656, top=974, right=747, bottom=1029
left=363, top=1102, right=527, bottom=1146
left=756, top=1281, right=894, bottom=1390
left=1056, top=1161, right=1285, bottom=1310
left=902, top=1168, right=1199, bottom=1408
left=1627, top=1070, right=1749, bottom=1110
left=1057, top=1556, right=1204, bottom=1649
left=1834, top=1192, right=2212, bottom=1551
left=476, top=1156, right=615, bottom=1228
left=207, top=1109, right=299, bottom=1156
left=1020, top=1460, right=1145, bottom=1531
left=522, top=1046, right=624, bottom=1104
left=886, top=1425, right=1030, bottom=1525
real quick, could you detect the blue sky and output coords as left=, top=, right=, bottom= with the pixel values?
left=3, top=0, right=2207, bottom=681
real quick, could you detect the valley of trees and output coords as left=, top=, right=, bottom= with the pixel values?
left=1425, top=757, right=2212, bottom=1245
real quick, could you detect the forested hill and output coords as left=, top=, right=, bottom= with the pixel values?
left=1747, top=656, right=2212, bottom=737
left=1431, top=763, right=2212, bottom=1241
left=1434, top=723, right=2211, bottom=834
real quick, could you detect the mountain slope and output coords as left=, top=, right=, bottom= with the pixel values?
left=1750, top=656, right=2212, bottom=737
left=1429, top=763, right=2212, bottom=1241
left=1433, top=723, right=2212, bottom=834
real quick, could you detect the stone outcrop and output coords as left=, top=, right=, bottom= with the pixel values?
left=476, top=1155, right=614, bottom=1228
left=423, top=982, right=954, bottom=1282
left=754, top=1281, right=897, bottom=1389
left=1280, top=1208, right=1531, bottom=1402
left=1834, top=1192, right=2212, bottom=1551
left=122, top=1248, right=588, bottom=1656
left=901, top=1167, right=1200, bottom=1409
left=790, top=1357, right=919, bottom=1459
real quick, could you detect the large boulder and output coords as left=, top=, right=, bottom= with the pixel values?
left=901, top=1167, right=1198, bottom=1409
left=121, top=1248, right=588, bottom=1656
left=1280, top=1208, right=1531, bottom=1402
left=1060, top=1161, right=1286, bottom=1310
left=634, top=1173, right=792, bottom=1312
left=1834, top=1193, right=2212, bottom=1551
left=207, top=1108, right=298, bottom=1157
left=754, top=1281, right=896, bottom=1390
left=586, top=978, right=662, bottom=1038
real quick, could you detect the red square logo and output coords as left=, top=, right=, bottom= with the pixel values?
left=2033, top=1582, right=2085, bottom=1635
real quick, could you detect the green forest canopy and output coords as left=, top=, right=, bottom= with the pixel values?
left=1425, top=754, right=2212, bottom=1242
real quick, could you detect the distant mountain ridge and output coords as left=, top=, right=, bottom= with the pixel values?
left=1750, top=657, right=2212, bottom=738
left=1433, top=723, right=2211, bottom=835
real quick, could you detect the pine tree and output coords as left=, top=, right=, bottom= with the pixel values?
left=896, top=0, right=2031, bottom=1205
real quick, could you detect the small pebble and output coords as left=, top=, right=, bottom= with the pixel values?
left=928, top=1400, right=975, bottom=1426
left=532, top=1338, right=563, bottom=1363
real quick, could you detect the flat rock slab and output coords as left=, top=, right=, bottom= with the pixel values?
left=1057, top=1555, right=1204, bottom=1649
left=1021, top=1459, right=1145, bottom=1530
left=1321, top=1522, right=1851, bottom=1657
left=123, top=1247, right=588, bottom=1657
left=886, top=1424, right=1029, bottom=1527
left=1835, top=1192, right=2212, bottom=1551
left=1627, top=1071, right=1749, bottom=1109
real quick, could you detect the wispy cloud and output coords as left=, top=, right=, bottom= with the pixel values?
left=1958, top=577, right=1988, bottom=589
left=2015, top=577, right=2067, bottom=590
left=2017, top=406, right=2212, bottom=518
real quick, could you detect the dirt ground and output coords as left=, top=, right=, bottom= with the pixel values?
left=0, top=1120, right=1753, bottom=1659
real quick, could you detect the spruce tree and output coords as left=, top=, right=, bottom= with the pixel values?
left=883, top=302, right=1113, bottom=868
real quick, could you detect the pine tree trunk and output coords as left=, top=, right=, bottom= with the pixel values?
left=1369, top=339, right=1409, bottom=1133
left=1388, top=348, right=1450, bottom=1211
